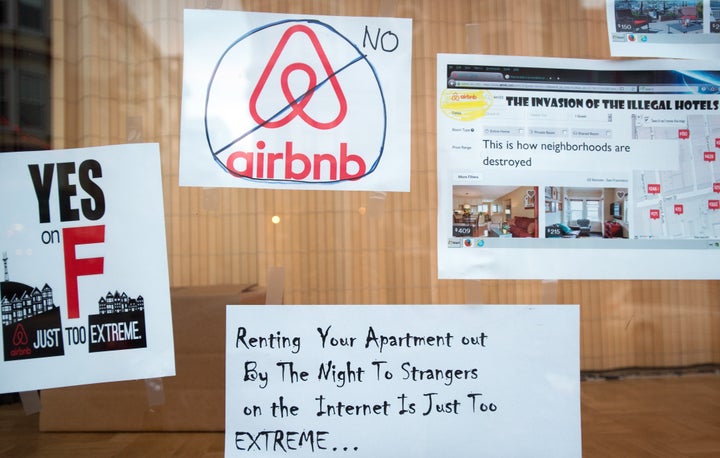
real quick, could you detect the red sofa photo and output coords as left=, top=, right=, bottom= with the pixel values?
left=508, top=216, right=537, bottom=238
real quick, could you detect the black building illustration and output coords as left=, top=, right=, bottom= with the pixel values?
left=1, top=252, right=57, bottom=326
left=90, top=290, right=148, bottom=353
left=2, top=252, right=64, bottom=361
left=98, top=291, right=144, bottom=315
left=1, top=283, right=56, bottom=326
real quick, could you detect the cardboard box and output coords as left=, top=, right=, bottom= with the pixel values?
left=39, top=284, right=266, bottom=432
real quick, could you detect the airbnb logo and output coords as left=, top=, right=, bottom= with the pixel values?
left=12, top=323, right=29, bottom=346
left=249, top=24, right=347, bottom=130
left=204, top=18, right=387, bottom=184
left=226, top=141, right=365, bottom=181
left=9, top=323, right=32, bottom=357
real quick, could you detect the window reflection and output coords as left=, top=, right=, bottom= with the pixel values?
left=0, top=0, right=50, bottom=152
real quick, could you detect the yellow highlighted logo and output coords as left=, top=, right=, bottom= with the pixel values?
left=439, top=89, right=493, bottom=121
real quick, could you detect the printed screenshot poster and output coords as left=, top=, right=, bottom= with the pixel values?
left=180, top=10, right=412, bottom=191
left=436, top=54, right=720, bottom=280
left=0, top=144, right=175, bottom=393
left=607, top=0, right=720, bottom=58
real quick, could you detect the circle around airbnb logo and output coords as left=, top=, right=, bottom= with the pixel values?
left=204, top=19, right=387, bottom=184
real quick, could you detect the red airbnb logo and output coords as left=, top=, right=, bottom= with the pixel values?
left=249, top=24, right=347, bottom=130
left=204, top=18, right=387, bottom=184
left=12, top=323, right=29, bottom=346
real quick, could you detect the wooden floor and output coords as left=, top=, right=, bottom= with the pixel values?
left=1, top=373, right=719, bottom=457
left=582, top=373, right=720, bottom=457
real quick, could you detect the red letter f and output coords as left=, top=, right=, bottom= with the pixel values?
left=62, top=225, right=105, bottom=319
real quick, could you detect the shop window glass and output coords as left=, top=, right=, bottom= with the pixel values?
left=0, top=0, right=7, bottom=26
left=19, top=72, right=47, bottom=130
left=0, top=70, right=6, bottom=120
left=18, top=0, right=44, bottom=32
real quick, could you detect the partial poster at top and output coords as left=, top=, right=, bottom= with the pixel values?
left=607, top=0, right=720, bottom=58
left=180, top=10, right=412, bottom=191
left=0, top=144, right=175, bottom=393
left=437, top=54, right=720, bottom=280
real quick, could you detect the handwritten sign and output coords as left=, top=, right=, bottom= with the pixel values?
left=225, top=305, right=580, bottom=457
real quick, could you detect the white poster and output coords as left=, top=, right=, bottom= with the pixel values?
left=225, top=305, right=580, bottom=457
left=607, top=0, right=720, bottom=58
left=180, top=10, right=412, bottom=191
left=0, top=144, right=175, bottom=393
left=437, top=54, right=720, bottom=280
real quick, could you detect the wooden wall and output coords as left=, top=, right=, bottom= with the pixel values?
left=51, top=0, right=720, bottom=371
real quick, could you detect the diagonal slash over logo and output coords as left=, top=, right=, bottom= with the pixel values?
left=203, top=17, right=388, bottom=183
left=205, top=19, right=378, bottom=159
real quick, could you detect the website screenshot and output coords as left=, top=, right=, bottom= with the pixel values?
left=607, top=0, right=720, bottom=58
left=436, top=54, right=720, bottom=280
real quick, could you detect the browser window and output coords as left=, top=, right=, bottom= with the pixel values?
left=607, top=0, right=720, bottom=58
left=437, top=54, right=720, bottom=280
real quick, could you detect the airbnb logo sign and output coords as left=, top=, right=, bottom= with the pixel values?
left=225, top=141, right=366, bottom=181
left=203, top=18, right=389, bottom=184
left=181, top=11, right=411, bottom=190
left=249, top=25, right=347, bottom=130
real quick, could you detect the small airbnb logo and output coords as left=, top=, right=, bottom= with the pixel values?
left=12, top=323, right=29, bottom=346
left=8, top=323, right=32, bottom=358
left=204, top=18, right=387, bottom=184
left=249, top=24, right=347, bottom=130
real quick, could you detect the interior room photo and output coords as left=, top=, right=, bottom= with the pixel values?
left=452, top=185, right=539, bottom=238
left=544, top=186, right=629, bottom=239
